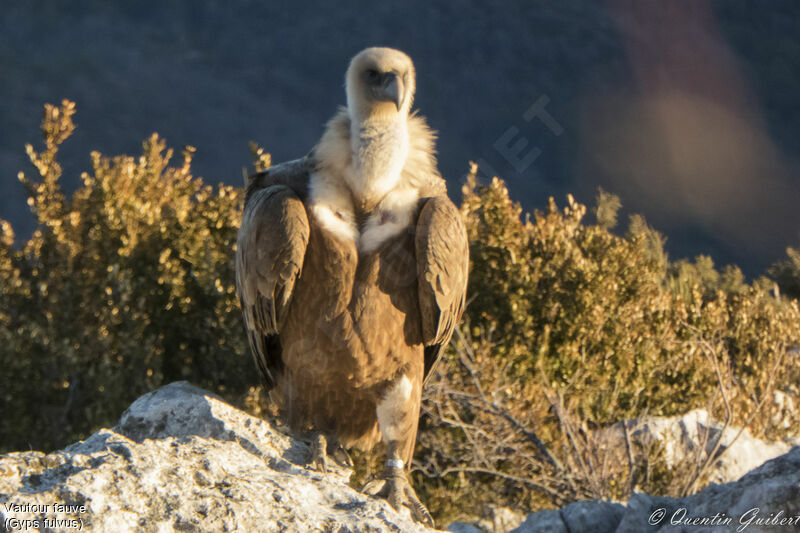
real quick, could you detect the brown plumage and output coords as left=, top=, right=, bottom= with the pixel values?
left=236, top=47, right=468, bottom=525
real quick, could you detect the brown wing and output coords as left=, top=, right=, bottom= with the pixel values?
left=236, top=180, right=310, bottom=390
left=415, top=195, right=469, bottom=385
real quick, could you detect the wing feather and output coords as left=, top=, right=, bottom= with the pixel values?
left=415, top=196, right=469, bottom=384
left=236, top=181, right=310, bottom=390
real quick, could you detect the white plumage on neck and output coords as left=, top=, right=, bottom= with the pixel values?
left=347, top=115, right=409, bottom=211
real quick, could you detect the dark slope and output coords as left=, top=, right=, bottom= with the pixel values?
left=1, top=0, right=798, bottom=274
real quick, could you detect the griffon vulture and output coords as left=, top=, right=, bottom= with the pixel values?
left=236, top=47, right=468, bottom=525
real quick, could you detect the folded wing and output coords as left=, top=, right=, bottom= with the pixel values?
left=236, top=181, right=310, bottom=390
left=415, top=196, right=470, bottom=385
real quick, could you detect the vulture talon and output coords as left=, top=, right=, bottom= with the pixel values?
left=308, top=433, right=328, bottom=473
left=362, top=467, right=435, bottom=528
left=307, top=433, right=352, bottom=473
left=331, top=441, right=353, bottom=468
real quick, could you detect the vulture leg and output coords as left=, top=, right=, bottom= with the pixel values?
left=362, top=442, right=434, bottom=527
left=362, top=375, right=434, bottom=527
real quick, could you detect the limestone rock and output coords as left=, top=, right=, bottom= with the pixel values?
left=599, top=409, right=800, bottom=485
left=0, top=382, right=439, bottom=533
left=512, top=501, right=625, bottom=533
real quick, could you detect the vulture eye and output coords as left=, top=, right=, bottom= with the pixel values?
left=365, top=69, right=380, bottom=83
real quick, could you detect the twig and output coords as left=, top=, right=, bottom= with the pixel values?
left=623, top=418, right=636, bottom=494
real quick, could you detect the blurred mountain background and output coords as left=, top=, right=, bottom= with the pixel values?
left=2, top=0, right=798, bottom=275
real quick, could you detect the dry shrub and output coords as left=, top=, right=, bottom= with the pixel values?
left=0, top=101, right=248, bottom=451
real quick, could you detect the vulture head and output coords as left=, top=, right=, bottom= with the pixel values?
left=346, top=47, right=416, bottom=123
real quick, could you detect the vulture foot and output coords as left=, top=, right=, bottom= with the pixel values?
left=306, top=433, right=352, bottom=473
left=362, top=466, right=434, bottom=527
left=309, top=433, right=328, bottom=473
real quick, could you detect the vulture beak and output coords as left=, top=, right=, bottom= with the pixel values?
left=379, top=72, right=403, bottom=110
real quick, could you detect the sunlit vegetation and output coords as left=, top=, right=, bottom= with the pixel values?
left=1, top=102, right=798, bottom=524
left=0, top=101, right=246, bottom=450
left=416, top=165, right=799, bottom=522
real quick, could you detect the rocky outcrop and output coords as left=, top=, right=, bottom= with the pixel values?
left=0, top=382, right=437, bottom=532
left=598, top=409, right=800, bottom=485
left=2, top=383, right=798, bottom=533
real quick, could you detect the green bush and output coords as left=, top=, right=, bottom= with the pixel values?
left=769, top=246, right=800, bottom=301
left=0, top=101, right=249, bottom=451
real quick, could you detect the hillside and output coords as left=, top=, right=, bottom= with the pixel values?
left=2, top=1, right=800, bottom=274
